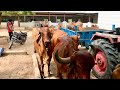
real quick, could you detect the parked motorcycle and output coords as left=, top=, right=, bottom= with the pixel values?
left=9, top=31, right=27, bottom=49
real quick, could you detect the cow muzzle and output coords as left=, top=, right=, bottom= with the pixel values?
left=44, top=41, right=51, bottom=52
left=44, top=41, right=50, bottom=47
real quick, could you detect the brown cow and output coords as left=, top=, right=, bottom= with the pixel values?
left=34, top=27, right=53, bottom=78
left=51, top=29, right=68, bottom=50
left=112, top=64, right=120, bottom=79
left=32, top=27, right=40, bottom=40
left=67, top=22, right=76, bottom=31
left=52, top=33, right=95, bottom=79
left=54, top=49, right=95, bottom=79
left=52, top=35, right=80, bottom=78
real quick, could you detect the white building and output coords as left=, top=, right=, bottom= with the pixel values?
left=32, top=11, right=120, bottom=30
left=2, top=11, right=120, bottom=30
left=72, top=11, right=120, bottom=30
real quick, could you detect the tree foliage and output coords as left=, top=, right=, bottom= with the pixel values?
left=0, top=11, right=35, bottom=26
left=1, top=11, right=35, bottom=16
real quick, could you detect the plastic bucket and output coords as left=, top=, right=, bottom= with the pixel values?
left=112, top=24, right=115, bottom=30
left=0, top=48, right=4, bottom=57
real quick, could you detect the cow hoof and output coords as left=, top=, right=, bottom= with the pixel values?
left=34, top=50, right=36, bottom=53
left=20, top=43, right=23, bottom=45
left=43, top=75, right=49, bottom=79
left=49, top=71, right=53, bottom=75
left=44, top=73, right=51, bottom=78
left=44, top=75, right=49, bottom=78
left=43, top=76, right=47, bottom=78
left=56, top=75, right=59, bottom=77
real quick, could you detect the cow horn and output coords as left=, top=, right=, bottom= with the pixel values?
left=55, top=50, right=71, bottom=64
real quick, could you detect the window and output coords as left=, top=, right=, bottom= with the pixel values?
left=68, top=19, right=72, bottom=22
left=57, top=19, right=61, bottom=22
left=44, top=19, right=48, bottom=21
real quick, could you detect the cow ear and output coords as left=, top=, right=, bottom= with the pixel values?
left=57, top=38, right=61, bottom=43
left=70, top=35, right=79, bottom=43
left=50, top=32, right=53, bottom=38
left=49, top=28, right=54, bottom=38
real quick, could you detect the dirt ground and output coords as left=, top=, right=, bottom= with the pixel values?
left=0, top=29, right=35, bottom=79
left=0, top=29, right=58, bottom=79
left=0, top=29, right=97, bottom=79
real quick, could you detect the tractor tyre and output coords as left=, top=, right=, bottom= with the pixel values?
left=89, top=39, right=119, bottom=79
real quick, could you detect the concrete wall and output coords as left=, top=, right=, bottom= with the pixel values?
left=1, top=22, right=32, bottom=28
left=0, top=21, right=58, bottom=29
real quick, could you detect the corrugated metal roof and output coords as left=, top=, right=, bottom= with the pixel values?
left=32, top=11, right=99, bottom=13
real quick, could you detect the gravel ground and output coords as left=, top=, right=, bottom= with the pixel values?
left=0, top=29, right=97, bottom=79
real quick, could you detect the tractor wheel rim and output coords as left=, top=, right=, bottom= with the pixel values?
left=93, top=51, right=107, bottom=75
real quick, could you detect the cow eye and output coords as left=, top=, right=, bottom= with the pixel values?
left=69, top=63, right=73, bottom=67
left=50, top=33, right=53, bottom=37
left=39, top=32, right=42, bottom=36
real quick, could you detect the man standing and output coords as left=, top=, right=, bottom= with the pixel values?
left=7, top=19, right=14, bottom=41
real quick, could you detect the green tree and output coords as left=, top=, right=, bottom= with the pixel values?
left=1, top=11, right=35, bottom=27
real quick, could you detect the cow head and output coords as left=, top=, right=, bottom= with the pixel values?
left=55, top=49, right=95, bottom=79
left=54, top=35, right=79, bottom=58
left=70, top=35, right=79, bottom=50
left=36, top=27, right=53, bottom=51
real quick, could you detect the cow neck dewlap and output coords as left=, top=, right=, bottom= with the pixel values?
left=41, top=36, right=50, bottom=58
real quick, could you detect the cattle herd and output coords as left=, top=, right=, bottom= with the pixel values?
left=31, top=19, right=120, bottom=79
left=59, top=19, right=100, bottom=31
left=39, top=19, right=100, bottom=31
left=32, top=20, right=97, bottom=79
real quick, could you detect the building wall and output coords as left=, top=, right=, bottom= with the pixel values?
left=93, top=14, right=98, bottom=23
left=1, top=22, right=31, bottom=27
left=1, top=13, right=99, bottom=29
left=2, top=15, right=98, bottom=23
left=98, top=11, right=120, bottom=30
left=57, top=16, right=64, bottom=22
